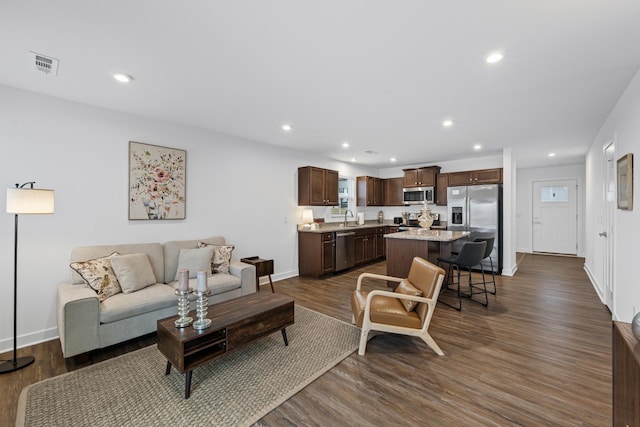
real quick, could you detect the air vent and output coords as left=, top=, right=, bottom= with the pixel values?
left=29, top=51, right=59, bottom=75
left=364, top=150, right=378, bottom=155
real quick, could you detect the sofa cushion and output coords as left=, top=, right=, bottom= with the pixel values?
left=163, top=237, right=226, bottom=284
left=171, top=273, right=242, bottom=295
left=197, top=242, right=235, bottom=274
left=111, top=253, right=157, bottom=294
left=70, top=253, right=122, bottom=302
left=99, top=283, right=176, bottom=324
left=394, top=279, right=423, bottom=312
left=173, top=247, right=215, bottom=280
left=70, top=243, right=165, bottom=284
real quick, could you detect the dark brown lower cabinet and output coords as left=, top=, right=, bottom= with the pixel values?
left=298, top=232, right=334, bottom=278
left=613, top=321, right=640, bottom=426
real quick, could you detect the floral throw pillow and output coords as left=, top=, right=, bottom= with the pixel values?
left=197, top=242, right=235, bottom=274
left=70, top=252, right=122, bottom=302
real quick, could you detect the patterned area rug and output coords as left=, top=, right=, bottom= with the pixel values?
left=17, top=305, right=361, bottom=427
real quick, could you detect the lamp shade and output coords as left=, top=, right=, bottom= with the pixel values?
left=6, top=188, right=55, bottom=214
left=301, top=209, right=314, bottom=224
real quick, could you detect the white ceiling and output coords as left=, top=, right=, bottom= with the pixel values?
left=2, top=1, right=640, bottom=169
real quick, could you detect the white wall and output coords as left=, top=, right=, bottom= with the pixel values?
left=0, top=85, right=381, bottom=351
left=585, top=68, right=640, bottom=322
left=516, top=164, right=586, bottom=255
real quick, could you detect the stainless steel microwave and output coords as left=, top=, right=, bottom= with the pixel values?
left=403, top=187, right=434, bottom=205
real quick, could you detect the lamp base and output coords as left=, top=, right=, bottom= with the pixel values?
left=0, top=356, right=35, bottom=374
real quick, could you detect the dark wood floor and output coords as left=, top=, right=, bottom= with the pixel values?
left=1, top=254, right=612, bottom=426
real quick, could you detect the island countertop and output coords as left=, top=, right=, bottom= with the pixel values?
left=384, top=229, right=469, bottom=241
left=384, top=230, right=469, bottom=279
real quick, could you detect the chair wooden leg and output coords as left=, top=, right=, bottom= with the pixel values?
left=358, top=328, right=370, bottom=355
left=421, top=333, right=444, bottom=356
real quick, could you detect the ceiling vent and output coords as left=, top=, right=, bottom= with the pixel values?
left=29, top=51, right=59, bottom=75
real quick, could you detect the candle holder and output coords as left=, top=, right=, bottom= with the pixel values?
left=174, top=288, right=193, bottom=328
left=192, top=290, right=212, bottom=330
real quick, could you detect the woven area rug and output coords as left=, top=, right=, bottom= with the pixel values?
left=17, top=305, right=361, bottom=427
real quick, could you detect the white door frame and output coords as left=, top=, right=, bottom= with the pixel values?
left=532, top=179, right=578, bottom=255
left=603, top=141, right=615, bottom=311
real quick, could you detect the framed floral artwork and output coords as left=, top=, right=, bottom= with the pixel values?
left=617, top=153, right=633, bottom=210
left=129, top=141, right=186, bottom=220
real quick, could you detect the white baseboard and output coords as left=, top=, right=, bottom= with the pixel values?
left=257, top=269, right=298, bottom=287
left=583, top=263, right=605, bottom=304
left=501, top=264, right=518, bottom=276
left=0, top=327, right=59, bottom=354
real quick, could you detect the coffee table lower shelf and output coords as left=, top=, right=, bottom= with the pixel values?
left=157, top=292, right=295, bottom=398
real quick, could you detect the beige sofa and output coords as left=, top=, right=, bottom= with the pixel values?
left=56, top=236, right=256, bottom=358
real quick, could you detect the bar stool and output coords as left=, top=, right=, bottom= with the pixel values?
left=436, top=241, right=487, bottom=310
left=474, top=236, right=497, bottom=295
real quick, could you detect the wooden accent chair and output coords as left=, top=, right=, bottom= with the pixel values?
left=351, top=257, right=446, bottom=356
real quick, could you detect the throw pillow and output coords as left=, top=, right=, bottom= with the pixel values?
left=198, top=242, right=235, bottom=274
left=395, top=279, right=424, bottom=312
left=70, top=252, right=122, bottom=302
left=111, top=253, right=157, bottom=294
left=173, top=247, right=215, bottom=281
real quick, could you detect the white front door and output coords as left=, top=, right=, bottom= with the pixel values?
left=532, top=180, right=578, bottom=255
left=603, top=142, right=615, bottom=310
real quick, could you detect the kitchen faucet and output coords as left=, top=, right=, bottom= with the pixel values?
left=344, top=209, right=354, bottom=227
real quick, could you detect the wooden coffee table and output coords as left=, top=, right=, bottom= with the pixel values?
left=157, top=291, right=294, bottom=398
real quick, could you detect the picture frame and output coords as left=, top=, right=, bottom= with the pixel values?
left=128, top=141, right=186, bottom=220
left=616, top=153, right=633, bottom=210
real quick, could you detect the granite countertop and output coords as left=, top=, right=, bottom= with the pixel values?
left=298, top=221, right=396, bottom=233
left=298, top=221, right=448, bottom=233
left=384, top=229, right=469, bottom=242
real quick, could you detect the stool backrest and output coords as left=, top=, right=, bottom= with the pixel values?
left=474, top=236, right=495, bottom=259
left=454, top=241, right=486, bottom=267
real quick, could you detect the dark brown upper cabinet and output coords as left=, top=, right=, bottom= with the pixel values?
left=383, top=177, right=404, bottom=206
left=298, top=166, right=339, bottom=206
left=402, top=166, right=441, bottom=188
left=356, top=176, right=384, bottom=206
left=447, top=168, right=503, bottom=186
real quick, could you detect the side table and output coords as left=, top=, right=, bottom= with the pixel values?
left=241, top=256, right=274, bottom=292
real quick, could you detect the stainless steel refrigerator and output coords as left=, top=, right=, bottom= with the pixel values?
left=447, top=184, right=502, bottom=273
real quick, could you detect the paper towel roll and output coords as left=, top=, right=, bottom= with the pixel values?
left=357, top=212, right=365, bottom=225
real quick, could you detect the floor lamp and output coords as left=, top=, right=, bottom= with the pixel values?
left=0, top=182, right=54, bottom=374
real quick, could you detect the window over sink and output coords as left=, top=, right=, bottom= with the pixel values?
left=331, top=177, right=355, bottom=217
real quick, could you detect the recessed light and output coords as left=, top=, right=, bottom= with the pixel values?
left=442, top=120, right=453, bottom=127
left=390, top=157, right=397, bottom=162
left=548, top=152, right=556, bottom=157
left=342, top=142, right=349, bottom=148
left=282, top=124, right=293, bottom=132
left=351, top=158, right=357, bottom=162
left=113, top=73, right=133, bottom=83
left=473, top=144, right=482, bottom=151
left=486, top=52, right=504, bottom=64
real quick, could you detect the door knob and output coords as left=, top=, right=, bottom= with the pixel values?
left=599, top=231, right=607, bottom=237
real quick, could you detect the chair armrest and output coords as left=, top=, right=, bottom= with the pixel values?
left=356, top=272, right=403, bottom=290
left=365, top=289, right=434, bottom=305
left=56, top=282, right=100, bottom=358
left=229, top=260, right=256, bottom=295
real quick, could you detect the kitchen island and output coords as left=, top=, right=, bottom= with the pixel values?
left=385, top=229, right=469, bottom=280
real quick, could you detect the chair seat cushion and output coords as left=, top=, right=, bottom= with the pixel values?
left=351, top=290, right=422, bottom=329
